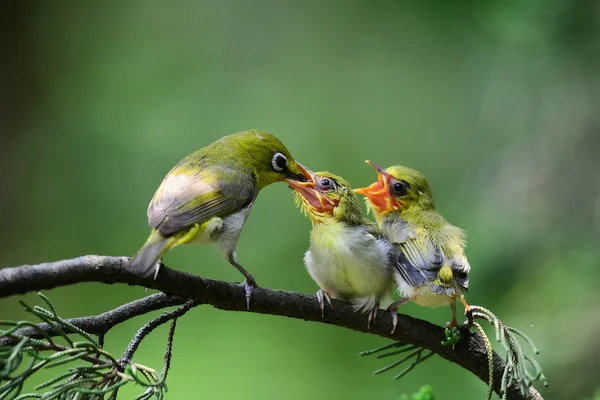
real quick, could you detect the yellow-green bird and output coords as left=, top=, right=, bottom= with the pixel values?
left=286, top=168, right=395, bottom=327
left=354, top=161, right=471, bottom=333
left=128, top=130, right=310, bottom=308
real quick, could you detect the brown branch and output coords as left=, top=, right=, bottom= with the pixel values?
left=118, top=300, right=196, bottom=369
left=0, top=292, right=186, bottom=344
left=0, top=255, right=542, bottom=400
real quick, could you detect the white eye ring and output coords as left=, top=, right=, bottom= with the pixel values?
left=271, top=152, right=287, bottom=172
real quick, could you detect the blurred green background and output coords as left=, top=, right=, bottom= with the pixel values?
left=1, top=1, right=599, bottom=399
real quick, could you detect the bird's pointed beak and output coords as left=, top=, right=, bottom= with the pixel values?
left=285, top=161, right=313, bottom=183
left=286, top=165, right=335, bottom=214
left=354, top=160, right=391, bottom=197
left=285, top=162, right=316, bottom=188
left=354, top=160, right=394, bottom=213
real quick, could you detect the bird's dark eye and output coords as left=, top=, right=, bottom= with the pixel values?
left=392, top=181, right=409, bottom=196
left=319, top=178, right=337, bottom=192
left=271, top=152, right=288, bottom=172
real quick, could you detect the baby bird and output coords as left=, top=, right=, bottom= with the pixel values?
left=355, top=161, right=471, bottom=333
left=286, top=168, right=395, bottom=327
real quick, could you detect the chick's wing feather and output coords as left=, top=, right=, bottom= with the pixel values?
left=447, top=253, right=470, bottom=290
left=383, top=215, right=444, bottom=287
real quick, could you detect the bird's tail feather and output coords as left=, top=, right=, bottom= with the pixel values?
left=128, top=231, right=175, bottom=279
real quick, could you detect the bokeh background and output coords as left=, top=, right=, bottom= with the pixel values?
left=1, top=1, right=599, bottom=399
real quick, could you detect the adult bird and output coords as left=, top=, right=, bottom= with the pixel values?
left=128, top=130, right=310, bottom=308
left=354, top=161, right=471, bottom=333
left=287, top=168, right=395, bottom=327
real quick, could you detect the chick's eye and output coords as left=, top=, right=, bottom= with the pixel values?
left=392, top=181, right=408, bottom=196
left=320, top=178, right=331, bottom=189
left=272, top=153, right=287, bottom=172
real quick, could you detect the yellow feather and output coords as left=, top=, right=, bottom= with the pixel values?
left=438, top=264, right=454, bottom=286
left=171, top=223, right=201, bottom=247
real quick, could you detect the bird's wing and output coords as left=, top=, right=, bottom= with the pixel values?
left=383, top=215, right=444, bottom=287
left=148, top=165, right=256, bottom=236
left=395, top=238, right=444, bottom=287
left=438, top=224, right=470, bottom=290
left=447, top=253, right=470, bottom=290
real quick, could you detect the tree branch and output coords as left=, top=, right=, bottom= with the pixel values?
left=0, top=256, right=542, bottom=400
left=118, top=300, right=196, bottom=369
left=0, top=292, right=186, bottom=344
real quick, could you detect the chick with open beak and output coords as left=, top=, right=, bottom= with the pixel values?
left=286, top=169, right=395, bottom=328
left=355, top=161, right=471, bottom=333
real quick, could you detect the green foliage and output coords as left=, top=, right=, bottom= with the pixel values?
left=472, top=322, right=494, bottom=400
left=469, top=305, right=548, bottom=399
left=360, top=342, right=434, bottom=380
left=2, top=1, right=598, bottom=397
left=398, top=385, right=435, bottom=400
left=361, top=303, right=548, bottom=399
left=0, top=293, right=167, bottom=400
left=441, top=327, right=460, bottom=349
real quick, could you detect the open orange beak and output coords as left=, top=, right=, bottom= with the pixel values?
left=354, top=160, right=394, bottom=212
left=285, top=164, right=335, bottom=213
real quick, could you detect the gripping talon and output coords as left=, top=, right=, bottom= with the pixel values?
left=316, top=290, right=333, bottom=317
left=446, top=319, right=460, bottom=329
left=325, top=295, right=333, bottom=309
left=367, top=303, right=379, bottom=329
left=316, top=291, right=324, bottom=317
left=242, top=280, right=256, bottom=310
left=386, top=297, right=409, bottom=334
left=390, top=308, right=398, bottom=334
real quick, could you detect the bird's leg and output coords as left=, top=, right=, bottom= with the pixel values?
left=442, top=296, right=473, bottom=349
left=316, top=289, right=333, bottom=317
left=386, top=298, right=409, bottom=334
left=442, top=296, right=469, bottom=349
left=447, top=294, right=471, bottom=329
left=460, top=294, right=473, bottom=327
left=447, top=298, right=459, bottom=329
left=367, top=301, right=380, bottom=330
left=225, top=251, right=257, bottom=310
left=460, top=294, right=471, bottom=313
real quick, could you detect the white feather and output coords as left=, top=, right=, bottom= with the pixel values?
left=304, top=222, right=394, bottom=313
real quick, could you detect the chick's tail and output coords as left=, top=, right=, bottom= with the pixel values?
left=351, top=296, right=379, bottom=313
left=128, top=230, right=176, bottom=279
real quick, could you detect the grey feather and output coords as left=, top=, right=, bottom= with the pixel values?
left=391, top=247, right=428, bottom=287
left=148, top=165, right=256, bottom=237
left=381, top=216, right=415, bottom=243
left=448, top=254, right=470, bottom=290
left=128, top=236, right=171, bottom=279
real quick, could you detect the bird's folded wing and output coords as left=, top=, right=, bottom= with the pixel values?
left=394, top=239, right=444, bottom=286
left=447, top=253, right=470, bottom=290
left=384, top=215, right=444, bottom=287
left=147, top=166, right=255, bottom=236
